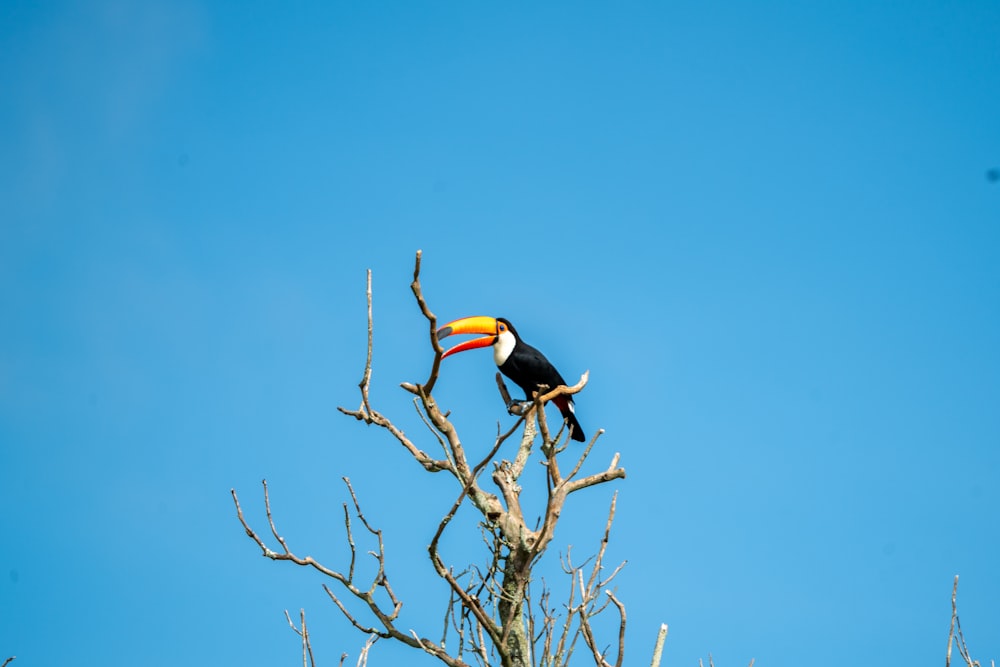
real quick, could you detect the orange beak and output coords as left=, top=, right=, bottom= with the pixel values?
left=436, top=316, right=499, bottom=359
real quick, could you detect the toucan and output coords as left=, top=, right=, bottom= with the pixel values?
left=436, top=316, right=586, bottom=442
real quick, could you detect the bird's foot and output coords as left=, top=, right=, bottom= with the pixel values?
left=507, top=400, right=532, bottom=416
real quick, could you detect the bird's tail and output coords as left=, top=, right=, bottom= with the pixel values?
left=552, top=396, right=586, bottom=442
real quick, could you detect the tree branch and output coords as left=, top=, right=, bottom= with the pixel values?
left=410, top=249, right=445, bottom=394
left=649, top=624, right=669, bottom=667
left=232, top=480, right=468, bottom=665
left=284, top=608, right=316, bottom=667
left=428, top=481, right=503, bottom=649
left=947, top=574, right=983, bottom=667
left=337, top=260, right=452, bottom=473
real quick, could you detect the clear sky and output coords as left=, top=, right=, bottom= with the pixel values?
left=2, top=1, right=998, bottom=665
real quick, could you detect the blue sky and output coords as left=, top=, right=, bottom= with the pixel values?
left=2, top=1, right=998, bottom=665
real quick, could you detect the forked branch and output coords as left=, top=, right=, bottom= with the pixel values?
left=947, top=575, right=986, bottom=667
left=231, top=479, right=467, bottom=666
left=284, top=608, right=316, bottom=667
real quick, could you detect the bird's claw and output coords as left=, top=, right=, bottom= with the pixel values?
left=507, top=400, right=531, bottom=416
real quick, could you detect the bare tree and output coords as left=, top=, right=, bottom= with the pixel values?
left=233, top=251, right=627, bottom=667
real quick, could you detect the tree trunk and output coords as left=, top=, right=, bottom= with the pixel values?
left=499, top=544, right=532, bottom=667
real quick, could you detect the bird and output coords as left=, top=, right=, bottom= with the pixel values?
left=436, top=316, right=585, bottom=442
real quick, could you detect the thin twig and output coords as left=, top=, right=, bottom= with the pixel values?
left=284, top=608, right=316, bottom=667
left=564, top=429, right=604, bottom=484
left=496, top=372, right=513, bottom=406
left=410, top=249, right=445, bottom=394
left=607, top=591, right=627, bottom=667
left=361, top=269, right=373, bottom=412
left=343, top=502, right=357, bottom=582
left=356, top=633, right=378, bottom=667
left=567, top=450, right=626, bottom=495
left=263, top=479, right=289, bottom=554
left=414, top=397, right=455, bottom=469
left=948, top=575, right=958, bottom=667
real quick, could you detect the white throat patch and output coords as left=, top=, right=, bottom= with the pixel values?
left=493, top=329, right=516, bottom=366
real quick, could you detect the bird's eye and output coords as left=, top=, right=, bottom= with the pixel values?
left=498, top=322, right=506, bottom=332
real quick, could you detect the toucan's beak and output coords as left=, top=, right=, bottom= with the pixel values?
left=437, top=316, right=498, bottom=359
